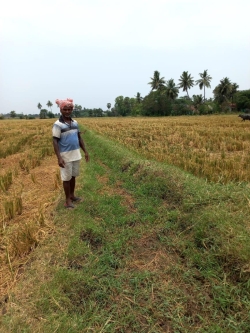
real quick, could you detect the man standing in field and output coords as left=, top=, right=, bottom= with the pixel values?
left=52, top=98, right=89, bottom=209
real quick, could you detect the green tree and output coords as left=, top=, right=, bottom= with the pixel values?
left=195, top=69, right=212, bottom=101
left=47, top=111, right=55, bottom=118
left=92, top=108, right=103, bottom=117
left=192, top=94, right=203, bottom=113
left=131, top=102, right=143, bottom=116
left=148, top=71, right=166, bottom=91
left=40, top=109, right=48, bottom=119
left=178, top=71, right=194, bottom=98
left=171, top=97, right=193, bottom=116
left=123, top=97, right=132, bottom=116
left=142, top=90, right=171, bottom=116
left=234, top=90, right=250, bottom=111
left=135, top=93, right=143, bottom=103
left=230, top=83, right=239, bottom=103
left=37, top=103, right=42, bottom=112
left=27, top=114, right=35, bottom=119
left=165, top=79, right=179, bottom=100
left=10, top=110, right=16, bottom=118
left=114, top=96, right=125, bottom=116
left=73, top=104, right=82, bottom=118
left=46, top=100, right=53, bottom=111
left=107, top=103, right=111, bottom=111
left=213, top=77, right=233, bottom=104
left=114, top=96, right=135, bottom=116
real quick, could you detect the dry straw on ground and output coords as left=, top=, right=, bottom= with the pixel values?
left=79, top=115, right=250, bottom=183
left=1, top=115, right=249, bottom=298
left=0, top=119, right=61, bottom=297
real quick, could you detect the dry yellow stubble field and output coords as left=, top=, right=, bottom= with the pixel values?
left=0, top=119, right=61, bottom=297
left=79, top=114, right=250, bottom=183
left=1, top=115, right=249, bottom=297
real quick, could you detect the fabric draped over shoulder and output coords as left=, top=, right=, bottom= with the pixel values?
left=55, top=98, right=74, bottom=110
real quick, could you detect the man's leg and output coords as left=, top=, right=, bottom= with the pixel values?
left=63, top=180, right=72, bottom=206
left=69, top=176, right=76, bottom=200
left=61, top=162, right=74, bottom=207
left=70, top=160, right=81, bottom=201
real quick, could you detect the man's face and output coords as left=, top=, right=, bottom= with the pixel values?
left=61, top=106, right=73, bottom=118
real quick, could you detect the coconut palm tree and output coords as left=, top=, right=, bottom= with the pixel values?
left=148, top=71, right=166, bottom=91
left=178, top=71, right=194, bottom=98
left=213, top=77, right=232, bottom=103
left=230, top=83, right=239, bottom=103
left=135, top=92, right=143, bottom=103
left=37, top=103, right=42, bottom=112
left=196, top=70, right=212, bottom=101
left=165, top=79, right=179, bottom=100
left=46, top=100, right=53, bottom=111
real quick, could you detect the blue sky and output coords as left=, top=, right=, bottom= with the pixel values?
left=1, top=0, right=250, bottom=114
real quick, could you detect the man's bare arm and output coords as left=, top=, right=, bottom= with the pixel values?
left=78, top=133, right=89, bottom=162
left=53, top=137, right=65, bottom=167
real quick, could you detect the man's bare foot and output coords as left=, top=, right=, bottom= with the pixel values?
left=64, top=203, right=74, bottom=209
left=71, top=197, right=82, bottom=202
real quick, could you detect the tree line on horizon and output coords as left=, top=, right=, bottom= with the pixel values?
left=105, top=70, right=250, bottom=117
left=2, top=70, right=249, bottom=120
left=76, top=70, right=249, bottom=117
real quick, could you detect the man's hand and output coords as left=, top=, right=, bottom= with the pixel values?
left=58, top=157, right=65, bottom=168
left=84, top=152, right=90, bottom=162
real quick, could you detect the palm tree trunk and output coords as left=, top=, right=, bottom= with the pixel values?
left=204, top=86, right=205, bottom=102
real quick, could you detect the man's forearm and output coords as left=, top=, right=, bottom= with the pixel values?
left=79, top=139, right=87, bottom=153
left=53, top=138, right=65, bottom=167
left=53, top=138, right=61, bottom=159
left=78, top=134, right=89, bottom=162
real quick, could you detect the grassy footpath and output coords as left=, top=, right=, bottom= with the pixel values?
left=1, top=128, right=250, bottom=332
